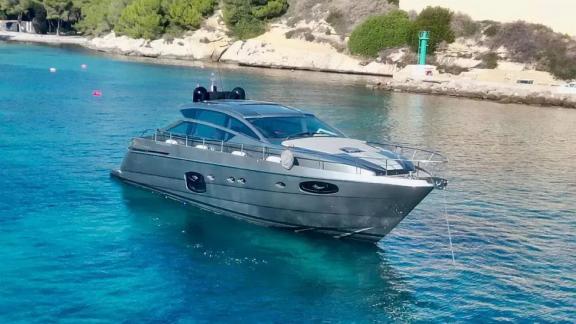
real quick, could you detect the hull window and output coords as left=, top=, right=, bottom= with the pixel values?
left=185, top=172, right=206, bottom=193
left=299, top=181, right=339, bottom=194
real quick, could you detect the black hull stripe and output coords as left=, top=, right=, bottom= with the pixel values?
left=113, top=174, right=384, bottom=241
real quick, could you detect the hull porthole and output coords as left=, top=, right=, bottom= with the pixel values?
left=185, top=172, right=206, bottom=193
left=299, top=181, right=339, bottom=194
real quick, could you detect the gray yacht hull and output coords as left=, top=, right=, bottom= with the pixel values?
left=112, top=139, right=435, bottom=242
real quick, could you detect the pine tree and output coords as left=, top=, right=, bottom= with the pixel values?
left=43, top=0, right=73, bottom=35
left=115, top=0, right=163, bottom=39
left=166, top=0, right=215, bottom=31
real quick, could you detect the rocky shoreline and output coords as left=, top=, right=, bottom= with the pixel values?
left=3, top=28, right=576, bottom=109
left=370, top=79, right=576, bottom=109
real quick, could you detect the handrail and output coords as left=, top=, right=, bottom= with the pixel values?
left=367, top=141, right=448, bottom=164
left=138, top=130, right=447, bottom=177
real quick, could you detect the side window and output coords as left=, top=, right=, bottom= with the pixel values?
left=181, top=109, right=197, bottom=119
left=167, top=122, right=194, bottom=136
left=229, top=118, right=259, bottom=139
left=196, top=110, right=228, bottom=127
left=193, top=124, right=235, bottom=142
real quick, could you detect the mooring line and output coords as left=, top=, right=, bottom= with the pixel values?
left=443, top=189, right=456, bottom=266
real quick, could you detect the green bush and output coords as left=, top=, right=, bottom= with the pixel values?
left=166, top=0, right=215, bottom=31
left=116, top=0, right=163, bottom=39
left=75, top=0, right=110, bottom=35
left=251, top=0, right=288, bottom=19
left=348, top=10, right=411, bottom=57
left=75, top=0, right=133, bottom=35
left=407, top=6, right=455, bottom=54
left=451, top=13, right=479, bottom=37
left=223, top=0, right=288, bottom=39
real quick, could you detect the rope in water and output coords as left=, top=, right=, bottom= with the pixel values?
left=443, top=189, right=456, bottom=266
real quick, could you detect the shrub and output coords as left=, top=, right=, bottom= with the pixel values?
left=326, top=9, right=345, bottom=34
left=490, top=21, right=561, bottom=62
left=477, top=52, right=498, bottom=69
left=223, top=0, right=288, bottom=39
left=251, top=0, right=288, bottom=19
left=407, top=6, right=455, bottom=54
left=348, top=10, right=411, bottom=57
left=451, top=13, right=479, bottom=38
left=545, top=50, right=576, bottom=80
left=116, top=0, right=164, bottom=39
left=437, top=64, right=469, bottom=75
left=483, top=22, right=500, bottom=37
left=166, top=0, right=216, bottom=31
left=486, top=21, right=576, bottom=80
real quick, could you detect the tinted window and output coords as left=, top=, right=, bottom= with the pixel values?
left=181, top=109, right=197, bottom=119
left=230, top=118, right=259, bottom=139
left=196, top=110, right=228, bottom=127
left=248, top=117, right=303, bottom=139
left=167, top=122, right=194, bottom=135
left=247, top=116, right=342, bottom=139
left=304, top=116, right=341, bottom=136
left=193, top=124, right=234, bottom=142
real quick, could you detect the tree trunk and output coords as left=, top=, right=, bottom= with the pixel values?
left=56, top=19, right=60, bottom=36
left=17, top=13, right=22, bottom=32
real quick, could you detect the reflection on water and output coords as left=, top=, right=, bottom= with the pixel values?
left=118, top=184, right=417, bottom=322
left=1, top=42, right=575, bottom=322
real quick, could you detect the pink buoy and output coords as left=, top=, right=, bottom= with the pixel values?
left=92, top=90, right=102, bottom=97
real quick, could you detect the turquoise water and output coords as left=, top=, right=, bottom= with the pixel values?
left=1, top=42, right=575, bottom=322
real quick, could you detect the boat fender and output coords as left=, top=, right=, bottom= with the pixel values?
left=193, top=86, right=209, bottom=102
left=265, top=156, right=281, bottom=163
left=281, top=150, right=295, bottom=170
left=230, top=87, right=246, bottom=100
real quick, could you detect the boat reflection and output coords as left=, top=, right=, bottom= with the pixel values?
left=118, top=183, right=418, bottom=321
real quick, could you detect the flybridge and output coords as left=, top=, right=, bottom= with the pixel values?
left=192, top=86, right=246, bottom=102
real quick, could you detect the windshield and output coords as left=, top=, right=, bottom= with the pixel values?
left=247, top=115, right=344, bottom=140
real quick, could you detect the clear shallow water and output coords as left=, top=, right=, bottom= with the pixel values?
left=1, top=42, right=575, bottom=322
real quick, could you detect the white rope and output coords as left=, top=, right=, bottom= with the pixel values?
left=443, top=189, right=456, bottom=266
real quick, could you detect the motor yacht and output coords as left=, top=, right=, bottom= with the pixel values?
left=112, top=87, right=448, bottom=242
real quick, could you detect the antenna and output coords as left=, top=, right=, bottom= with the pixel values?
left=210, top=72, right=217, bottom=92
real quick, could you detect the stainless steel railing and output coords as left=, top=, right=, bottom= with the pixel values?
left=139, top=129, right=447, bottom=178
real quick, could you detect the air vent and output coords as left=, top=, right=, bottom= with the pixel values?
left=340, top=147, right=363, bottom=153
